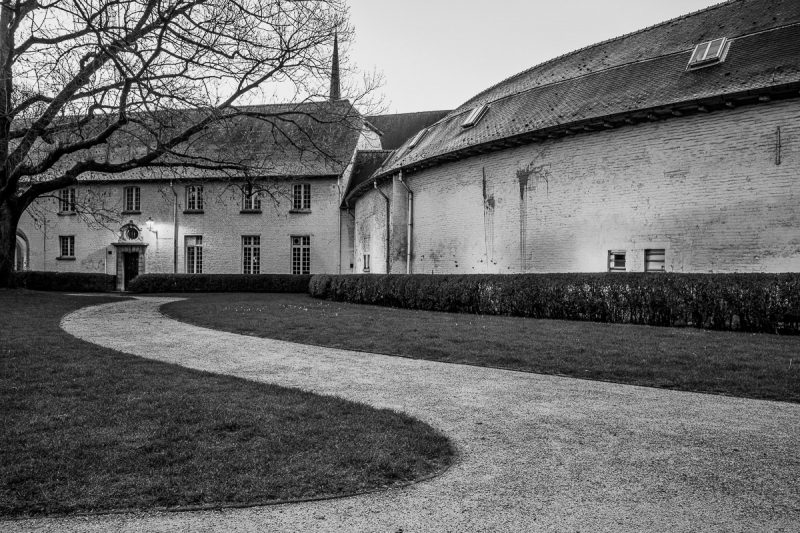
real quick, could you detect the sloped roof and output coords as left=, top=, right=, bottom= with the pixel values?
left=362, top=0, right=800, bottom=191
left=341, top=150, right=393, bottom=207
left=57, top=100, right=364, bottom=182
left=365, top=110, right=450, bottom=150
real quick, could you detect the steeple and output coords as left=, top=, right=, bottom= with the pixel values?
left=329, top=32, right=341, bottom=101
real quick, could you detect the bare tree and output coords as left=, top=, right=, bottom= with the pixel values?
left=0, top=0, right=373, bottom=287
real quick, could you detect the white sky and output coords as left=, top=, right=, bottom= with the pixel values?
left=347, top=0, right=726, bottom=113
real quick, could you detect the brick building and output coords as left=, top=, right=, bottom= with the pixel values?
left=345, top=0, right=800, bottom=275
left=15, top=0, right=800, bottom=286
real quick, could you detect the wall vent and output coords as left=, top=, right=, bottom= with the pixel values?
left=687, top=37, right=729, bottom=69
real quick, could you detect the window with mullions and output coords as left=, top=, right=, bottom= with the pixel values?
left=645, top=249, right=666, bottom=272
left=242, top=235, right=260, bottom=274
left=185, top=185, right=204, bottom=212
left=291, top=236, right=310, bottom=275
left=292, top=184, right=311, bottom=211
left=58, top=188, right=76, bottom=214
left=59, top=236, right=75, bottom=258
left=186, top=236, right=203, bottom=274
left=123, top=186, right=140, bottom=212
left=608, top=250, right=626, bottom=272
left=242, top=183, right=261, bottom=212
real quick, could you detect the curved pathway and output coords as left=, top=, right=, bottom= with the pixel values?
left=10, top=297, right=800, bottom=532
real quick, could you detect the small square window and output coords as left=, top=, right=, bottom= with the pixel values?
left=688, top=37, right=729, bottom=69
left=608, top=250, right=626, bottom=272
left=645, top=249, right=666, bottom=272
left=461, top=104, right=489, bottom=128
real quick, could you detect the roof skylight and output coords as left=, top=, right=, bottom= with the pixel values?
left=687, top=37, right=729, bottom=69
left=461, top=104, right=489, bottom=128
left=408, top=128, right=427, bottom=149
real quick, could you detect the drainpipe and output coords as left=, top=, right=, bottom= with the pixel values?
left=169, top=181, right=178, bottom=273
left=398, top=171, right=412, bottom=275
left=374, top=181, right=391, bottom=274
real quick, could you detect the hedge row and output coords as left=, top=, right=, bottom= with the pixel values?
left=128, top=274, right=312, bottom=293
left=309, top=273, right=800, bottom=334
left=12, top=271, right=116, bottom=292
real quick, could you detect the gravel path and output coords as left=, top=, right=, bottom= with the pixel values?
left=9, top=296, right=800, bottom=532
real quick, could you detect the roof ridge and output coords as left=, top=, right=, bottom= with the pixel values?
left=459, top=0, right=743, bottom=110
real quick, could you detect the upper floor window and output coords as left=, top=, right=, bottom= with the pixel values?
left=58, top=188, right=76, bottom=214
left=185, top=185, right=204, bottom=212
left=123, top=186, right=140, bottom=213
left=687, top=37, right=729, bottom=70
left=608, top=250, right=626, bottom=272
left=292, top=184, right=311, bottom=211
left=242, top=183, right=261, bottom=212
left=58, top=235, right=75, bottom=259
left=186, top=235, right=203, bottom=274
left=461, top=104, right=489, bottom=128
left=291, top=236, right=310, bottom=275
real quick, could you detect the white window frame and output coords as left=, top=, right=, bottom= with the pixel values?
left=186, top=235, right=203, bottom=274
left=687, top=37, right=729, bottom=69
left=58, top=188, right=76, bottom=213
left=59, top=235, right=75, bottom=258
left=291, top=235, right=310, bottom=275
left=645, top=249, right=666, bottom=273
left=608, top=250, right=626, bottom=272
left=185, top=185, right=204, bottom=212
left=461, top=104, right=489, bottom=128
left=242, top=235, right=260, bottom=274
left=292, top=183, right=311, bottom=211
left=363, top=253, right=370, bottom=273
left=123, top=186, right=140, bottom=212
left=242, top=183, right=261, bottom=212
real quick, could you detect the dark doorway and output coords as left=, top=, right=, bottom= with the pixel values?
left=123, top=252, right=139, bottom=290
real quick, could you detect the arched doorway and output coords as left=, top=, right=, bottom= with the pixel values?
left=14, top=231, right=29, bottom=271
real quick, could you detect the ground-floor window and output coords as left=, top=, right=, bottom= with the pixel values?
left=242, top=235, right=260, bottom=274
left=363, top=253, right=370, bottom=273
left=186, top=235, right=203, bottom=274
left=645, top=249, right=666, bottom=272
left=608, top=250, right=626, bottom=272
left=59, top=236, right=75, bottom=258
left=291, top=236, right=310, bottom=275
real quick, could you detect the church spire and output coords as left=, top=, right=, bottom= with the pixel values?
left=329, top=32, right=341, bottom=101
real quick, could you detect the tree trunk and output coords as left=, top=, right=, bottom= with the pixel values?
left=0, top=199, right=20, bottom=288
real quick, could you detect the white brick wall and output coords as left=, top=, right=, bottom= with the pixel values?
left=355, top=99, right=800, bottom=274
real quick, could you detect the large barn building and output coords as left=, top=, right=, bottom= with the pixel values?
left=14, top=0, right=800, bottom=287
left=346, top=0, right=800, bottom=275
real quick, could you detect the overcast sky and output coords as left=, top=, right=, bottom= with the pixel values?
left=346, top=0, right=726, bottom=113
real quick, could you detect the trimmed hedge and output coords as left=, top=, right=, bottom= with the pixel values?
left=12, top=271, right=116, bottom=292
left=128, top=274, right=312, bottom=293
left=309, top=273, right=800, bottom=334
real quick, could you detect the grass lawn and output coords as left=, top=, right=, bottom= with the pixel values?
left=0, top=290, right=452, bottom=518
left=163, top=293, right=800, bottom=403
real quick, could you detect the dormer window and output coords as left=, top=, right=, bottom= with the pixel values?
left=408, top=128, right=427, bottom=149
left=461, top=104, right=489, bottom=128
left=687, top=37, right=729, bottom=69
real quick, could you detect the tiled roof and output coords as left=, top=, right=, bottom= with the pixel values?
left=365, top=110, right=450, bottom=150
left=72, top=100, right=363, bottom=182
left=369, top=0, right=800, bottom=185
left=341, top=150, right=393, bottom=207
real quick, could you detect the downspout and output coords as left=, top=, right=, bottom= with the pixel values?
left=398, top=171, right=412, bottom=275
left=374, top=181, right=390, bottom=274
left=170, top=181, right=178, bottom=273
